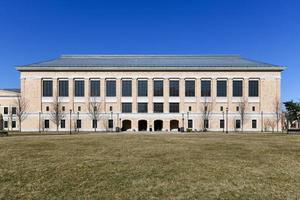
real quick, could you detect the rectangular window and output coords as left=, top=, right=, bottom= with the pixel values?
left=204, top=119, right=209, bottom=129
left=108, top=119, right=113, bottom=129
left=217, top=80, right=227, bottom=97
left=154, top=80, right=163, bottom=96
left=252, top=119, right=257, bottom=129
left=122, top=80, right=132, bottom=97
left=235, top=120, right=241, bottom=129
left=122, top=103, right=132, bottom=113
left=233, top=80, right=243, bottom=97
left=12, top=121, right=16, bottom=128
left=4, top=107, right=8, bottom=114
left=12, top=107, right=17, bottom=115
left=154, top=103, right=164, bottom=113
left=220, top=106, right=223, bottom=112
left=61, top=119, right=65, bottom=128
left=106, top=80, right=116, bottom=97
left=169, top=80, right=179, bottom=96
left=220, top=119, right=224, bottom=129
left=236, top=106, right=239, bottom=112
left=76, top=119, right=81, bottom=129
left=4, top=121, right=8, bottom=128
left=201, top=80, right=211, bottom=97
left=138, top=80, right=148, bottom=96
left=169, top=103, right=179, bottom=113
left=44, top=119, right=49, bottom=129
left=252, top=106, right=255, bottom=111
left=249, top=80, right=259, bottom=97
left=92, top=119, right=97, bottom=129
left=138, top=103, right=148, bottom=113
left=90, top=80, right=100, bottom=97
left=43, top=80, right=53, bottom=97
left=59, top=80, right=69, bottom=97
left=75, top=80, right=85, bottom=97
left=185, top=80, right=195, bottom=97
left=188, top=119, right=193, bottom=128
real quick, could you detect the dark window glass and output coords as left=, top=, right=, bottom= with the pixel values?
left=108, top=119, right=113, bottom=128
left=109, top=106, right=113, bottom=111
left=220, top=119, right=224, bottom=128
left=61, top=119, right=65, bottom=128
left=185, top=80, right=195, bottom=97
left=4, top=121, right=8, bottom=128
left=76, top=119, right=81, bottom=129
left=59, top=80, right=69, bottom=97
left=249, top=80, right=259, bottom=97
left=138, top=103, right=148, bottom=113
left=62, top=106, right=65, bottom=112
left=235, top=120, right=241, bottom=129
left=236, top=106, right=239, bottom=112
left=154, top=103, right=164, bottom=113
left=122, top=80, right=132, bottom=97
left=4, top=107, right=8, bottom=114
left=188, top=119, right=193, bottom=128
left=220, top=106, right=224, bottom=111
left=122, top=103, right=132, bottom=113
left=252, top=106, right=255, bottom=111
left=189, top=106, right=192, bottom=111
left=78, top=106, right=81, bottom=112
left=252, top=120, right=257, bottom=129
left=12, top=121, right=16, bottom=128
left=201, top=80, right=211, bottom=97
left=46, top=106, right=49, bottom=111
left=169, top=103, right=179, bottom=113
left=217, top=80, right=227, bottom=97
left=106, top=80, right=116, bottom=97
left=154, top=80, right=163, bottom=96
left=90, top=80, right=100, bottom=97
left=75, top=80, right=85, bottom=97
left=204, top=119, right=209, bottom=129
left=233, top=80, right=243, bottom=97
left=169, top=80, right=179, bottom=96
left=92, top=119, right=97, bottom=128
left=43, top=80, right=53, bottom=97
left=12, top=107, right=16, bottom=115
left=44, top=120, right=49, bottom=129
left=138, top=80, right=148, bottom=96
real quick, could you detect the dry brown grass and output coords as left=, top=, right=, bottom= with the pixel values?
left=0, top=133, right=300, bottom=199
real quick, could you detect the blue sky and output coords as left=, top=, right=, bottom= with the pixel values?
left=0, top=0, right=299, bottom=101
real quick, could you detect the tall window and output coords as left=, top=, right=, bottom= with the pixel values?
left=61, top=119, right=65, bottom=129
left=122, top=103, right=132, bottom=113
left=12, top=121, right=16, bottom=128
left=169, top=103, right=179, bottom=113
left=4, top=107, right=8, bottom=114
left=43, top=80, right=53, bottom=97
left=185, top=80, right=195, bottom=97
left=76, top=119, right=81, bottom=129
left=108, top=119, right=113, bottom=129
left=204, top=119, right=209, bottom=129
left=138, top=103, right=148, bottom=113
left=59, top=80, right=69, bottom=97
left=249, top=80, right=259, bottom=97
left=12, top=107, right=16, bottom=115
left=75, top=80, right=85, bottom=97
left=90, top=80, right=100, bottom=97
left=44, top=119, right=50, bottom=129
left=235, top=119, right=241, bottom=129
left=154, top=103, right=163, bottom=113
left=122, top=80, right=132, bottom=97
left=220, top=119, right=224, bottom=129
left=201, top=80, right=211, bottom=97
left=138, top=80, right=148, bottom=96
left=106, top=80, right=116, bottom=97
left=169, top=80, right=179, bottom=96
left=154, top=80, right=163, bottom=96
left=217, top=80, right=227, bottom=97
left=233, top=80, right=243, bottom=97
left=252, top=120, right=257, bottom=129
left=92, top=119, right=97, bottom=129
left=188, top=120, right=193, bottom=128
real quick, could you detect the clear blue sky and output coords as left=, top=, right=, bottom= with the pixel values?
left=0, top=0, right=299, bottom=101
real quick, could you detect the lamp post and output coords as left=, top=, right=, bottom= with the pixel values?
left=69, top=109, right=72, bottom=134
left=226, top=107, right=229, bottom=133
left=222, top=111, right=225, bottom=133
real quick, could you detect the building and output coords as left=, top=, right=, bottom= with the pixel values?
left=15, top=55, right=284, bottom=132
left=0, top=89, right=20, bottom=131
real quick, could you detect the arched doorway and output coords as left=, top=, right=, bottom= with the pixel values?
left=138, top=120, right=147, bottom=131
left=170, top=120, right=179, bottom=131
left=122, top=120, right=131, bottom=131
left=154, top=120, right=163, bottom=131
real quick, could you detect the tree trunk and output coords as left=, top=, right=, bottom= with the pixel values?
left=19, top=119, right=22, bottom=132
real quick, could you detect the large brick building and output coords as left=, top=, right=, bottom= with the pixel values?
left=6, top=55, right=284, bottom=132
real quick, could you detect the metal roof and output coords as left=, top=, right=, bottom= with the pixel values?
left=17, top=55, right=285, bottom=71
left=0, top=89, right=20, bottom=93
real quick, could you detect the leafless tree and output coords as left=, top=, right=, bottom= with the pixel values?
left=238, top=97, right=247, bottom=132
left=264, top=119, right=270, bottom=132
left=50, top=96, right=65, bottom=132
left=15, top=94, right=29, bottom=132
left=7, top=108, right=13, bottom=131
left=200, top=96, right=213, bottom=132
left=274, top=98, right=281, bottom=132
left=267, top=118, right=276, bottom=133
left=88, top=97, right=102, bottom=132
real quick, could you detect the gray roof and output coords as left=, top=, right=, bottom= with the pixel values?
left=0, top=89, right=20, bottom=93
left=17, top=55, right=285, bottom=71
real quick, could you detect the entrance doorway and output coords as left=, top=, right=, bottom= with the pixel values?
left=154, top=120, right=163, bottom=131
left=170, top=120, right=179, bottom=131
left=122, top=120, right=131, bottom=131
left=138, top=120, right=147, bottom=131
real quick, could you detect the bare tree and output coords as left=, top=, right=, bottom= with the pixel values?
left=274, top=98, right=281, bottom=132
left=7, top=108, right=13, bottom=131
left=267, top=118, right=276, bottom=133
left=50, top=96, right=65, bottom=132
left=200, top=96, right=213, bottom=132
left=88, top=97, right=102, bottom=132
left=15, top=95, right=29, bottom=132
left=264, top=119, right=270, bottom=132
left=238, top=97, right=247, bottom=132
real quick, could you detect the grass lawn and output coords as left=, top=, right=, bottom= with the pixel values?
left=0, top=133, right=300, bottom=200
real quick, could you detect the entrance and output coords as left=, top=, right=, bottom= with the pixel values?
left=154, top=120, right=163, bottom=131
left=170, top=120, right=179, bottom=131
left=138, top=120, right=147, bottom=131
left=122, top=120, right=131, bottom=131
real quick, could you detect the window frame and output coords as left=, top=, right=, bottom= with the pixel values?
left=185, top=80, right=195, bottom=97
left=169, top=80, right=179, bottom=97
left=122, top=103, right=132, bottom=113
left=74, top=80, right=85, bottom=97
left=201, top=80, right=211, bottom=97
left=122, top=80, right=132, bottom=97
left=106, top=80, right=116, bottom=97
left=217, top=80, right=227, bottom=97
left=154, top=80, right=164, bottom=96
left=59, top=80, right=69, bottom=97
left=138, top=80, right=148, bottom=97
left=153, top=103, right=164, bottom=113
left=233, top=80, right=243, bottom=97
left=90, top=80, right=100, bottom=97
left=42, top=80, right=53, bottom=97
